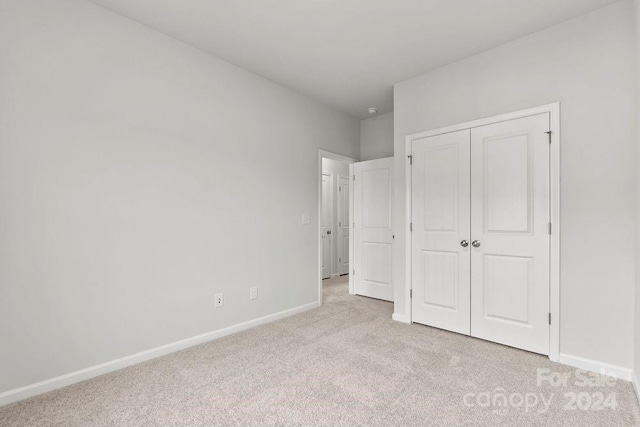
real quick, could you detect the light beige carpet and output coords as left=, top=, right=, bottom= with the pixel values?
left=1, top=276, right=639, bottom=426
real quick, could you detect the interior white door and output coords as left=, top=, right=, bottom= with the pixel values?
left=321, top=172, right=332, bottom=279
left=470, top=113, right=550, bottom=355
left=411, top=129, right=471, bottom=334
left=337, top=175, right=350, bottom=276
left=354, top=157, right=394, bottom=301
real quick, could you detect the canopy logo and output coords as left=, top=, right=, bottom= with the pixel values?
left=462, top=368, right=619, bottom=415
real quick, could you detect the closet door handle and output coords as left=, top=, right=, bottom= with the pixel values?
left=471, top=240, right=481, bottom=248
left=460, top=240, right=469, bottom=248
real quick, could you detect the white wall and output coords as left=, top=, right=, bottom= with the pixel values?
left=394, top=1, right=636, bottom=369
left=0, top=0, right=359, bottom=394
left=360, top=112, right=394, bottom=161
left=322, top=158, right=350, bottom=276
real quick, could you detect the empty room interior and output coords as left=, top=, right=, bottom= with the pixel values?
left=2, top=0, right=640, bottom=425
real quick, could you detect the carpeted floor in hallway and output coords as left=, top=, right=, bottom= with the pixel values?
left=1, top=275, right=639, bottom=425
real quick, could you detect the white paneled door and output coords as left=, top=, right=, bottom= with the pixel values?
left=337, top=175, right=350, bottom=276
left=354, top=157, right=394, bottom=301
left=470, top=114, right=550, bottom=355
left=411, top=129, right=471, bottom=334
left=321, top=172, right=332, bottom=279
left=411, top=113, right=550, bottom=355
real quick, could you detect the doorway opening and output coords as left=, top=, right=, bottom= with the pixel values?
left=318, top=151, right=356, bottom=305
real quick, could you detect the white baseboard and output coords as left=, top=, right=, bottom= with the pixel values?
left=0, top=301, right=320, bottom=407
left=392, top=313, right=411, bottom=324
left=558, top=353, right=633, bottom=381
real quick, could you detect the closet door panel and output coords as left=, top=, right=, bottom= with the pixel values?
left=411, top=129, right=471, bottom=335
left=470, top=113, right=550, bottom=355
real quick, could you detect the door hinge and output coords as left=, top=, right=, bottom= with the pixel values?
left=339, top=186, right=342, bottom=192
left=407, top=155, right=413, bottom=165
left=353, top=174, right=356, bottom=181
left=410, top=222, right=413, bottom=232
left=339, top=257, right=341, bottom=263
left=353, top=269, right=355, bottom=275
left=339, top=221, right=341, bottom=227
left=548, top=313, right=552, bottom=325
left=548, top=222, right=552, bottom=235
left=410, top=289, right=413, bottom=298
left=545, top=131, right=552, bottom=144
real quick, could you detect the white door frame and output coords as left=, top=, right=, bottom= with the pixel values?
left=318, top=150, right=357, bottom=305
left=404, top=103, right=560, bottom=362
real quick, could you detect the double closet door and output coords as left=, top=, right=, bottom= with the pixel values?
left=411, top=113, right=550, bottom=355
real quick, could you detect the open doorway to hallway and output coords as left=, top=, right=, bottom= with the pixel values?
left=321, top=157, right=350, bottom=279
left=318, top=151, right=356, bottom=304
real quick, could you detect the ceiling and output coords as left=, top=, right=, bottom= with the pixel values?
left=89, top=0, right=622, bottom=119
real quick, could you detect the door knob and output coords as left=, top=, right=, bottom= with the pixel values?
left=460, top=240, right=469, bottom=248
left=327, top=230, right=331, bottom=235
left=472, top=240, right=481, bottom=248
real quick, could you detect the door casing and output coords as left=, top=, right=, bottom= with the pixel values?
left=404, top=103, right=560, bottom=362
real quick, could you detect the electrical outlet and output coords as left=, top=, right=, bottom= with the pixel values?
left=250, top=287, right=258, bottom=300
left=214, top=293, right=224, bottom=308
